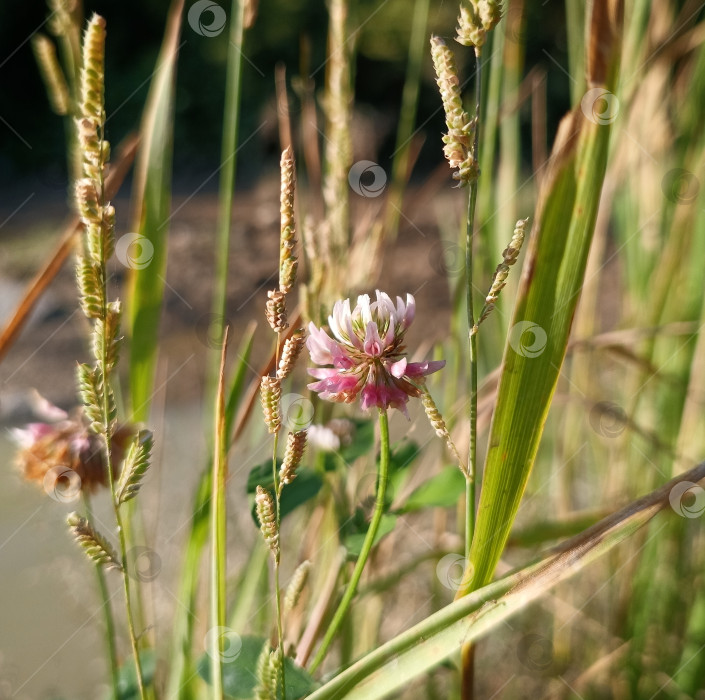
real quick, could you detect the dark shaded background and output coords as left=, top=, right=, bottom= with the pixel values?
left=0, top=0, right=572, bottom=199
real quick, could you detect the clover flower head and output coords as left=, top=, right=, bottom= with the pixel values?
left=306, top=291, right=445, bottom=417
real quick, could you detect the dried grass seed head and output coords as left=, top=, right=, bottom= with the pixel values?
left=279, top=430, right=307, bottom=485
left=260, top=375, right=282, bottom=433
left=255, top=485, right=280, bottom=558
left=32, top=34, right=71, bottom=115
left=266, top=289, right=289, bottom=332
left=430, top=36, right=478, bottom=185
left=277, top=329, right=306, bottom=380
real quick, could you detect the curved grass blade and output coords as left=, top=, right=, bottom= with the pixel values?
left=308, top=461, right=705, bottom=700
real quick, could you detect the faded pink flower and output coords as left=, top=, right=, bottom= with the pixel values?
left=306, top=291, right=445, bottom=417
left=10, top=394, right=135, bottom=494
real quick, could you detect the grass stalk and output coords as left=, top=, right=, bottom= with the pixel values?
left=209, top=327, right=230, bottom=699
left=83, top=493, right=119, bottom=700
left=208, top=0, right=246, bottom=396
left=271, top=332, right=287, bottom=698
left=309, top=408, right=390, bottom=673
left=272, top=427, right=286, bottom=698
left=460, top=46, right=482, bottom=700
left=382, top=0, right=430, bottom=240
left=96, top=138, right=146, bottom=700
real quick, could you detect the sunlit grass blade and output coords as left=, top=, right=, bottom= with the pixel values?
left=209, top=327, right=229, bottom=698
left=126, top=0, right=184, bottom=422
left=307, top=461, right=705, bottom=700
left=460, top=0, right=623, bottom=596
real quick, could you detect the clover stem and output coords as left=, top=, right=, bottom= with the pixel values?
left=309, top=408, right=390, bottom=673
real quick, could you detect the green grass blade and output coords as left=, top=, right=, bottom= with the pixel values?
left=164, top=469, right=211, bottom=700
left=126, top=0, right=184, bottom=422
left=165, top=324, right=257, bottom=699
left=382, top=0, right=429, bottom=240
left=460, top=1, right=623, bottom=595
left=206, top=0, right=247, bottom=411
left=307, top=462, right=705, bottom=700
left=209, top=329, right=229, bottom=698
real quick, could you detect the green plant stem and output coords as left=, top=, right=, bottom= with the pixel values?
left=113, top=496, right=146, bottom=700
left=382, top=0, right=430, bottom=240
left=209, top=331, right=229, bottom=700
left=84, top=494, right=119, bottom=699
left=461, top=48, right=482, bottom=700
left=309, top=408, right=390, bottom=673
left=100, top=393, right=145, bottom=698
left=96, top=180, right=146, bottom=700
left=464, top=50, right=482, bottom=563
left=100, top=392, right=144, bottom=699
left=273, top=426, right=287, bottom=699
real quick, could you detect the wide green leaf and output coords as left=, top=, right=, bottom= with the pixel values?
left=399, top=466, right=465, bottom=513
left=197, top=635, right=318, bottom=699
left=111, top=650, right=156, bottom=700
left=344, top=513, right=398, bottom=557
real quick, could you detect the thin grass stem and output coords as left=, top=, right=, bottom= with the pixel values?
left=461, top=47, right=482, bottom=700
left=83, top=493, right=119, bottom=700
left=309, top=408, right=390, bottom=673
left=96, top=139, right=146, bottom=700
left=209, top=327, right=230, bottom=699
left=271, top=332, right=287, bottom=697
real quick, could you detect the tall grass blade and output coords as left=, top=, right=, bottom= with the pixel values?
left=126, top=0, right=184, bottom=422
left=207, top=0, right=247, bottom=404
left=165, top=324, right=256, bottom=699
left=209, top=327, right=229, bottom=698
left=460, top=0, right=624, bottom=596
left=382, top=0, right=430, bottom=240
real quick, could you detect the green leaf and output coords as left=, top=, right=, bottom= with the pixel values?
left=344, top=513, right=398, bottom=557
left=321, top=420, right=376, bottom=472
left=196, top=635, right=318, bottom=699
left=399, top=466, right=465, bottom=513
left=109, top=650, right=156, bottom=700
left=126, top=0, right=182, bottom=423
left=247, top=462, right=323, bottom=522
left=340, top=419, right=375, bottom=463
left=386, top=439, right=421, bottom=475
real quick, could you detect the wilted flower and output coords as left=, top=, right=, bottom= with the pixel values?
left=306, top=291, right=445, bottom=417
left=11, top=395, right=134, bottom=495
